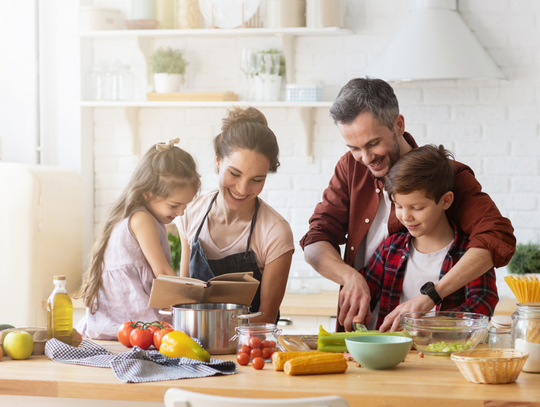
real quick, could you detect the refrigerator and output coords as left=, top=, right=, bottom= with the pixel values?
left=0, top=163, right=84, bottom=327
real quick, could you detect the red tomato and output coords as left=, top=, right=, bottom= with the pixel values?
left=252, top=357, right=265, bottom=370
left=261, top=347, right=274, bottom=359
left=237, top=352, right=250, bottom=366
left=130, top=326, right=154, bottom=349
left=265, top=340, right=276, bottom=348
left=153, top=327, right=174, bottom=350
left=118, top=321, right=139, bottom=347
left=238, top=345, right=252, bottom=355
left=249, top=336, right=262, bottom=349
left=250, top=348, right=262, bottom=359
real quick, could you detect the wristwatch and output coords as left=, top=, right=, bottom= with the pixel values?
left=420, top=282, right=443, bottom=306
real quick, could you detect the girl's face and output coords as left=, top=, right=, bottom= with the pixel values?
left=216, top=148, right=270, bottom=212
left=144, top=185, right=197, bottom=224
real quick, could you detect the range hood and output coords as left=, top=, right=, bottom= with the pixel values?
left=365, top=0, right=505, bottom=82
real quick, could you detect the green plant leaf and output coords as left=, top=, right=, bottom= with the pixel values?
left=168, top=232, right=182, bottom=274
left=150, top=47, right=189, bottom=75
left=508, top=243, right=540, bottom=274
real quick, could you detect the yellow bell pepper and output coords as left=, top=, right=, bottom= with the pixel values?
left=159, top=330, right=211, bottom=362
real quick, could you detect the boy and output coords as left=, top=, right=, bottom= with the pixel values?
left=362, top=144, right=499, bottom=331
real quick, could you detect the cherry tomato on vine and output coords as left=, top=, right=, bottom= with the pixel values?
left=130, top=326, right=153, bottom=349
left=237, top=352, right=250, bottom=366
left=252, top=357, right=265, bottom=370
left=118, top=321, right=140, bottom=347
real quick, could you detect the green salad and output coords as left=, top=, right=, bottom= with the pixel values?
left=424, top=340, right=473, bottom=353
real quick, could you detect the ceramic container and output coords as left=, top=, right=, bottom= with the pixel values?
left=345, top=335, right=413, bottom=370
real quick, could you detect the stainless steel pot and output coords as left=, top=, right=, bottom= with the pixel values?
left=159, top=303, right=263, bottom=354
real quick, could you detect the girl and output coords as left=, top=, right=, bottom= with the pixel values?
left=77, top=138, right=200, bottom=339
left=175, top=106, right=294, bottom=324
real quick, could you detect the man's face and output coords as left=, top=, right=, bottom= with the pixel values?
left=337, top=112, right=405, bottom=179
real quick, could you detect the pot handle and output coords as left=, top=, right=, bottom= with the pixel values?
left=158, top=308, right=173, bottom=316
left=233, top=311, right=264, bottom=320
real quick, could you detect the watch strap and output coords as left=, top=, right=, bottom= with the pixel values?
left=421, top=282, right=443, bottom=306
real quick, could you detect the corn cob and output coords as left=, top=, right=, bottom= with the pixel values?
left=271, top=351, right=320, bottom=371
left=283, top=353, right=348, bottom=376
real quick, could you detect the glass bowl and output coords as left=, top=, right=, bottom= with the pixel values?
left=400, top=311, right=489, bottom=356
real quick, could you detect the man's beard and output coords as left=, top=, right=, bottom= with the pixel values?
left=373, top=131, right=401, bottom=180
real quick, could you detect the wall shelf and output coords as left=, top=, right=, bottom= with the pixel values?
left=80, top=102, right=331, bottom=163
left=78, top=27, right=353, bottom=39
left=78, top=101, right=333, bottom=108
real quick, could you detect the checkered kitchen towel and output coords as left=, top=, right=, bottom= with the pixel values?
left=45, top=339, right=237, bottom=383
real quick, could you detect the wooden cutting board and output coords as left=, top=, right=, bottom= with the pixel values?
left=147, top=91, right=238, bottom=102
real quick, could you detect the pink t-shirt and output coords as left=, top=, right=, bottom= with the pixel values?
left=175, top=192, right=294, bottom=273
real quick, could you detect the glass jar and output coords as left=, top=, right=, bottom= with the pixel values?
left=512, top=303, right=540, bottom=373
left=233, top=323, right=281, bottom=361
left=103, top=62, right=119, bottom=101
left=176, top=0, right=201, bottom=29
left=489, top=326, right=512, bottom=348
left=85, top=64, right=105, bottom=101
left=116, top=65, right=136, bottom=101
left=156, top=0, right=175, bottom=29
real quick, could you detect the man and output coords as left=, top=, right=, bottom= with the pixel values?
left=300, top=78, right=515, bottom=332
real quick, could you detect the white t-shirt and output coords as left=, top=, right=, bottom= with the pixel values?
left=175, top=192, right=295, bottom=273
left=400, top=240, right=453, bottom=305
left=355, top=189, right=391, bottom=330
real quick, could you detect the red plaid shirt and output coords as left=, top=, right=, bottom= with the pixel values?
left=361, top=224, right=499, bottom=329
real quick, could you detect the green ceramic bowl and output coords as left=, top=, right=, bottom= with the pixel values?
left=345, top=335, right=413, bottom=370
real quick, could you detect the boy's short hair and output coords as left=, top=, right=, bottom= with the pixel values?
left=386, top=144, right=456, bottom=204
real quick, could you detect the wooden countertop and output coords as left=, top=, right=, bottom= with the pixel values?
left=0, top=341, right=538, bottom=406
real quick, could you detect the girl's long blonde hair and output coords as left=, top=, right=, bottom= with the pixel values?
left=78, top=138, right=200, bottom=313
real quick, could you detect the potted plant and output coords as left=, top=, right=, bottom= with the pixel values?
left=149, top=47, right=189, bottom=93
left=507, top=243, right=540, bottom=276
left=254, top=49, right=285, bottom=101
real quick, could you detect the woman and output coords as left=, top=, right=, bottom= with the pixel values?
left=175, top=106, right=294, bottom=324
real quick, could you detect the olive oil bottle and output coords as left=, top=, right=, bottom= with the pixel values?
left=47, top=275, right=73, bottom=345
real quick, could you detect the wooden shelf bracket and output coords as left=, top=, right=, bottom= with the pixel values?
left=297, top=107, right=314, bottom=163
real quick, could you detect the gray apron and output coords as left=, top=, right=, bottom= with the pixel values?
left=189, top=192, right=266, bottom=316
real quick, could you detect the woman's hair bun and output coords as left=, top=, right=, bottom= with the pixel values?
left=221, top=105, right=268, bottom=132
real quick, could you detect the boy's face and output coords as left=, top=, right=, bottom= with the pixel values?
left=393, top=190, right=454, bottom=239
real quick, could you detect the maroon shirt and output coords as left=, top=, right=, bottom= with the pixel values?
left=300, top=133, right=516, bottom=268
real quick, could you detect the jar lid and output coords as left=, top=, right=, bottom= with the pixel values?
left=53, top=275, right=66, bottom=280
left=491, top=314, right=512, bottom=328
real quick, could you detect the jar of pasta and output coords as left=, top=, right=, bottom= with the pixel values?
left=176, top=0, right=201, bottom=29
left=512, top=303, right=540, bottom=372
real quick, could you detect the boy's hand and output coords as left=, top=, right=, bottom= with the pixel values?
left=379, top=294, right=435, bottom=332
left=339, top=272, right=372, bottom=331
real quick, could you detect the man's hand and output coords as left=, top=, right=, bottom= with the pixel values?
left=379, top=294, right=434, bottom=332
left=338, top=272, right=372, bottom=331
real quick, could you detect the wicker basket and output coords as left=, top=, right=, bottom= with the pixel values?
left=451, top=348, right=529, bottom=384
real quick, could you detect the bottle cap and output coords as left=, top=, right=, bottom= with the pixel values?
left=53, top=275, right=66, bottom=280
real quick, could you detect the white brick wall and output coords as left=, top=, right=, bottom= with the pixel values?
left=91, top=0, right=540, bottom=295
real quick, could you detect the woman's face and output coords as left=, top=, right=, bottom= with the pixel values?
left=217, top=148, right=270, bottom=211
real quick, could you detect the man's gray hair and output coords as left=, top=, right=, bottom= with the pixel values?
left=329, top=77, right=399, bottom=129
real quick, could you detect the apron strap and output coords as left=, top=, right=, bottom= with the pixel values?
left=193, top=192, right=219, bottom=242
left=245, top=197, right=260, bottom=258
